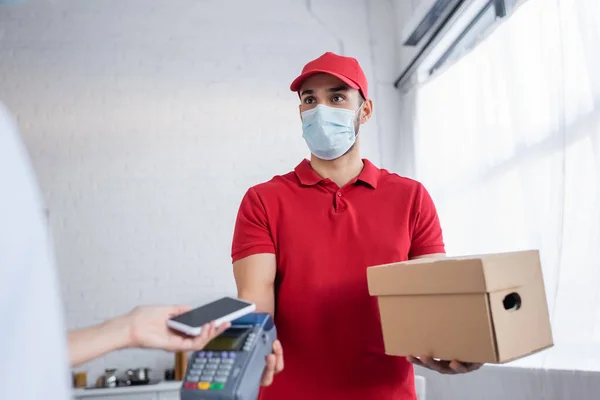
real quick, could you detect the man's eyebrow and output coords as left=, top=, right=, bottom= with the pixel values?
left=328, top=86, right=350, bottom=92
left=300, top=86, right=349, bottom=96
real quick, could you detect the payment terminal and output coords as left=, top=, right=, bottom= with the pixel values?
left=180, top=313, right=277, bottom=400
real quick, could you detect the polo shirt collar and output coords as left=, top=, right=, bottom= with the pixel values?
left=294, top=159, right=380, bottom=189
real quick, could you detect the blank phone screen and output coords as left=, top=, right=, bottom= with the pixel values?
left=169, top=297, right=250, bottom=328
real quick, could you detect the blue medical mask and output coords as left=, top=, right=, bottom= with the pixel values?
left=301, top=104, right=360, bottom=161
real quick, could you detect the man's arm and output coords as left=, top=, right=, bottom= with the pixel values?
left=231, top=187, right=277, bottom=315
left=232, top=253, right=282, bottom=387
left=233, top=253, right=277, bottom=316
left=230, top=187, right=283, bottom=385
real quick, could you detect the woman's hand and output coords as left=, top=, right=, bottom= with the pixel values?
left=125, top=305, right=231, bottom=351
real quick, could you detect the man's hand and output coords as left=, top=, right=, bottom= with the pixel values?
left=260, top=340, right=284, bottom=386
left=126, top=305, right=231, bottom=352
left=408, top=356, right=483, bottom=374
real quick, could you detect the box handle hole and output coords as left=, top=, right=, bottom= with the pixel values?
left=503, top=292, right=521, bottom=311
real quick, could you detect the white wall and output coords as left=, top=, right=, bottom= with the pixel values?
left=0, top=0, right=401, bottom=382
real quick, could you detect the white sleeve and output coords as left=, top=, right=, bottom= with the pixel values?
left=0, top=103, right=72, bottom=399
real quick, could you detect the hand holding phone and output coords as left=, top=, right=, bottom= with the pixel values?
left=167, top=297, right=255, bottom=336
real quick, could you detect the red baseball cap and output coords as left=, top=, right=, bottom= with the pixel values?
left=290, top=52, right=368, bottom=99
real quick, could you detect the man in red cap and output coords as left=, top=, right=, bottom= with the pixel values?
left=231, top=52, right=482, bottom=400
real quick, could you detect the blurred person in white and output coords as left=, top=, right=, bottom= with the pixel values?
left=0, top=103, right=233, bottom=397
left=0, top=102, right=72, bottom=399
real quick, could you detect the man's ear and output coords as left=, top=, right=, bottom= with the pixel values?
left=360, top=99, right=373, bottom=124
left=298, top=104, right=303, bottom=121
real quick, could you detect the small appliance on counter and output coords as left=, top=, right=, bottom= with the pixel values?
left=104, top=368, right=118, bottom=388
left=164, top=368, right=176, bottom=381
left=85, top=367, right=159, bottom=390
left=125, top=368, right=152, bottom=385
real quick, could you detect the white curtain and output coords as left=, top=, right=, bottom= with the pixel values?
left=411, top=0, right=600, bottom=369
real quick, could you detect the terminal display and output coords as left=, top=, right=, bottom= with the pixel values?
left=203, top=327, right=252, bottom=351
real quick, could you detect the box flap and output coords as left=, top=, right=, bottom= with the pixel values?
left=366, top=250, right=541, bottom=296
left=367, top=257, right=487, bottom=295
left=480, top=250, right=542, bottom=292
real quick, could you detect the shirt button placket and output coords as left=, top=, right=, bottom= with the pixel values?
left=335, top=191, right=346, bottom=212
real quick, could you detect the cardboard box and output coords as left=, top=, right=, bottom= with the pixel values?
left=366, top=250, right=553, bottom=364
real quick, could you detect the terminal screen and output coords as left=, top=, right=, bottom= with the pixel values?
left=203, top=327, right=252, bottom=351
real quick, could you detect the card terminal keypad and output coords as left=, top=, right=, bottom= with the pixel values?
left=181, top=313, right=277, bottom=400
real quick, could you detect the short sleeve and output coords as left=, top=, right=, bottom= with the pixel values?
left=408, top=183, right=446, bottom=258
left=231, top=187, right=276, bottom=262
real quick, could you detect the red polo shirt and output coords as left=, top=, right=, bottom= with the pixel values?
left=231, top=159, right=445, bottom=400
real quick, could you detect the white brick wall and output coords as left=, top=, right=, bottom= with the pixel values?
left=0, top=0, right=402, bottom=382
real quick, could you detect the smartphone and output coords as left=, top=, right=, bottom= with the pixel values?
left=167, top=297, right=256, bottom=336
